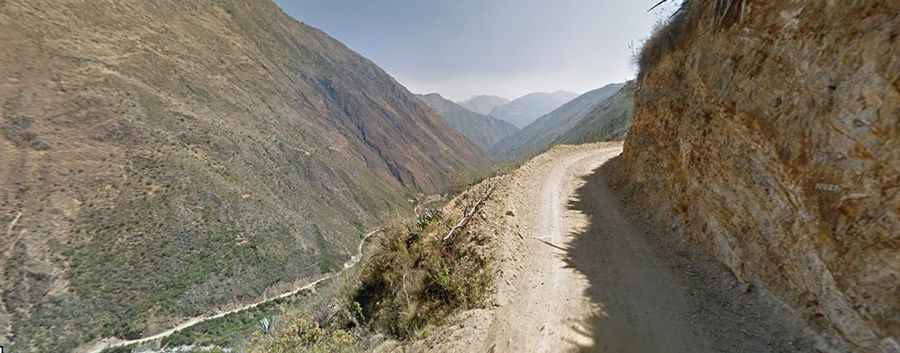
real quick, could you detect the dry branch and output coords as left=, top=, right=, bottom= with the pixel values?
left=648, top=0, right=670, bottom=12
left=442, top=183, right=497, bottom=241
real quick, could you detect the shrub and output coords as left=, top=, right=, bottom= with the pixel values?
left=354, top=202, right=494, bottom=339
left=247, top=314, right=361, bottom=353
left=637, top=0, right=745, bottom=78
left=637, top=1, right=698, bottom=77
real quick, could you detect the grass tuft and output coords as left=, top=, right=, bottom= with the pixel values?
left=637, top=0, right=745, bottom=78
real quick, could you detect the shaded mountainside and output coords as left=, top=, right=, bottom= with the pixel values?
left=0, top=0, right=489, bottom=352
left=417, top=93, right=519, bottom=155
left=458, top=95, right=510, bottom=116
left=490, top=83, right=625, bottom=161
left=554, top=81, right=634, bottom=145
left=489, top=91, right=578, bottom=128
left=614, top=1, right=899, bottom=352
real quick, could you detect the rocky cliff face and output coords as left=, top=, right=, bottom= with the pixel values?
left=616, top=1, right=899, bottom=352
left=0, top=0, right=489, bottom=352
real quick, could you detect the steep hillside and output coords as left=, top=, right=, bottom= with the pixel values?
left=459, top=95, right=510, bottom=116
left=490, top=83, right=624, bottom=161
left=417, top=93, right=519, bottom=155
left=555, top=81, right=634, bottom=144
left=614, top=1, right=899, bottom=352
left=0, top=1, right=489, bottom=352
left=489, top=91, right=578, bottom=128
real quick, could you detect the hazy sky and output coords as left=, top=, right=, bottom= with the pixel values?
left=274, top=0, right=680, bottom=101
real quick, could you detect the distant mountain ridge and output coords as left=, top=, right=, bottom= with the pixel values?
left=459, top=95, right=510, bottom=115
left=417, top=93, right=519, bottom=155
left=490, top=83, right=627, bottom=161
left=490, top=91, right=578, bottom=128
left=555, top=82, right=635, bottom=144
left=0, top=0, right=489, bottom=352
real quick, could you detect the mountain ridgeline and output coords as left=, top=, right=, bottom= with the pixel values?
left=489, top=91, right=578, bottom=128
left=0, top=0, right=490, bottom=352
left=491, top=83, right=630, bottom=161
left=459, top=95, right=510, bottom=116
left=417, top=93, right=519, bottom=155
left=554, top=81, right=635, bottom=145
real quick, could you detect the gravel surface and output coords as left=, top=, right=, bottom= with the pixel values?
left=391, top=143, right=816, bottom=353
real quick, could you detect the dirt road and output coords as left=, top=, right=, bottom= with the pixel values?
left=486, top=145, right=655, bottom=353
left=413, top=144, right=814, bottom=353
left=80, top=228, right=384, bottom=353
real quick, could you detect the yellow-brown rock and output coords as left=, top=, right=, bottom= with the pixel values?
left=618, top=1, right=899, bottom=352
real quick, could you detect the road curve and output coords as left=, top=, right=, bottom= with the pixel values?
left=81, top=228, right=383, bottom=353
left=480, top=144, right=812, bottom=353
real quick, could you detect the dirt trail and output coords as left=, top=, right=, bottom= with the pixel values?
left=79, top=228, right=384, bottom=353
left=411, top=143, right=814, bottom=353
left=486, top=146, right=651, bottom=353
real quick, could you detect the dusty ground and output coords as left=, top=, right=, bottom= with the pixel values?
left=383, top=143, right=818, bottom=353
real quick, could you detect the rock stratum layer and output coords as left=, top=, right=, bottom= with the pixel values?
left=616, top=1, right=898, bottom=352
left=0, top=1, right=489, bottom=352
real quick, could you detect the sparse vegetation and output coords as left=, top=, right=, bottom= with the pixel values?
left=354, top=190, right=495, bottom=339
left=637, top=1, right=697, bottom=77
left=638, top=0, right=746, bottom=77
left=3, top=0, right=491, bottom=351
left=247, top=314, right=362, bottom=353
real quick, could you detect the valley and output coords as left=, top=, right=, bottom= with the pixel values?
left=1, top=0, right=897, bottom=353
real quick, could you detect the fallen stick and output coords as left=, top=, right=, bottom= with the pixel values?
left=7, top=211, right=22, bottom=236
left=443, top=183, right=496, bottom=241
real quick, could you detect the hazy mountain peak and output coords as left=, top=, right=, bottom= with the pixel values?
left=459, top=95, right=511, bottom=116
left=490, top=82, right=627, bottom=160
left=489, top=91, right=579, bottom=128
left=418, top=93, right=519, bottom=154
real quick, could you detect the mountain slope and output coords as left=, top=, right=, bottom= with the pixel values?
left=490, top=83, right=625, bottom=161
left=489, top=91, right=578, bottom=128
left=554, top=82, right=634, bottom=144
left=0, top=1, right=489, bottom=352
left=459, top=95, right=510, bottom=116
left=417, top=93, right=519, bottom=154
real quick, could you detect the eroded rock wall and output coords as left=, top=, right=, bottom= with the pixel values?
left=618, top=1, right=899, bottom=352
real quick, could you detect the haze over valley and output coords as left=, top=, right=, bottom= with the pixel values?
left=1, top=1, right=896, bottom=353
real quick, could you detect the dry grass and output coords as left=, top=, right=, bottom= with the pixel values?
left=246, top=313, right=363, bottom=353
left=637, top=0, right=745, bottom=78
left=353, top=188, right=495, bottom=339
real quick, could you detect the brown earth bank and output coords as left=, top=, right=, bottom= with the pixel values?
left=378, top=144, right=817, bottom=353
left=617, top=1, right=899, bottom=352
left=0, top=0, right=489, bottom=352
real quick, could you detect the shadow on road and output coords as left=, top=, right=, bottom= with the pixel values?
left=555, top=156, right=815, bottom=353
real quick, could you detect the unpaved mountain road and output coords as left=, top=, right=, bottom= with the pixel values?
left=80, top=228, right=385, bottom=353
left=402, top=143, right=815, bottom=353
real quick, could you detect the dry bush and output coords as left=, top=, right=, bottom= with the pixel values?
left=354, top=192, right=494, bottom=339
left=247, top=313, right=362, bottom=353
left=637, top=0, right=745, bottom=78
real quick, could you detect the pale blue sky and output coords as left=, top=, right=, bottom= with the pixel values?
left=275, top=0, right=680, bottom=101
